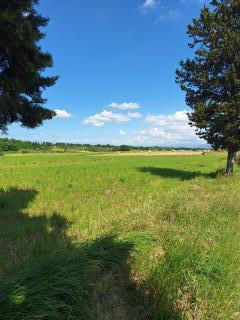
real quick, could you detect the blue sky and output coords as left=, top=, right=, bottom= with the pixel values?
left=6, top=0, right=210, bottom=146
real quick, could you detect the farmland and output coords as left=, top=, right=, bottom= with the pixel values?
left=0, top=152, right=239, bottom=319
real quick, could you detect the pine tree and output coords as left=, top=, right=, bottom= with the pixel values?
left=176, top=0, right=240, bottom=174
left=0, top=0, right=58, bottom=133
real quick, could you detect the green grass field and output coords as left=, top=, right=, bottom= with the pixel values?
left=0, top=153, right=239, bottom=319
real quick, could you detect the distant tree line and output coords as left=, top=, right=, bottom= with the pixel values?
left=0, top=138, right=207, bottom=153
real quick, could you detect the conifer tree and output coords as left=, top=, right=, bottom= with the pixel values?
left=0, top=0, right=58, bottom=133
left=176, top=0, right=240, bottom=174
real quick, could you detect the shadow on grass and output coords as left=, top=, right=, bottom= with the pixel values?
left=0, top=188, right=70, bottom=283
left=0, top=188, right=181, bottom=319
left=138, top=167, right=215, bottom=181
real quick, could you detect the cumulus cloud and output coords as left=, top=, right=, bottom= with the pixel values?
left=137, top=127, right=173, bottom=141
left=54, top=109, right=72, bottom=118
left=135, top=110, right=199, bottom=145
left=82, top=102, right=141, bottom=127
left=127, top=112, right=142, bottom=119
left=145, top=110, right=188, bottom=124
left=109, top=102, right=140, bottom=110
left=82, top=110, right=131, bottom=127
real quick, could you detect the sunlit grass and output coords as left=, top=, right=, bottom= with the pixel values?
left=0, top=153, right=239, bottom=319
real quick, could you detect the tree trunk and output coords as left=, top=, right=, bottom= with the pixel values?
left=225, top=149, right=235, bottom=174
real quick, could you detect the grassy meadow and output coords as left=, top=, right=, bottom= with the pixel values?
left=0, top=152, right=239, bottom=319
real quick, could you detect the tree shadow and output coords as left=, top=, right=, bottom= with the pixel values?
left=0, top=188, right=181, bottom=319
left=0, top=188, right=70, bottom=283
left=138, top=167, right=215, bottom=181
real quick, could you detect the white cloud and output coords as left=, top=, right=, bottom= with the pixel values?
left=82, top=108, right=205, bottom=147
left=127, top=112, right=142, bottom=119
left=54, top=109, right=72, bottom=118
left=135, top=110, right=199, bottom=145
left=139, top=0, right=162, bottom=12
left=137, top=127, right=173, bottom=140
left=145, top=110, right=188, bottom=125
left=119, top=129, right=126, bottom=136
left=140, top=0, right=205, bottom=23
left=82, top=110, right=131, bottom=127
left=82, top=102, right=141, bottom=127
left=139, top=0, right=182, bottom=22
left=142, top=0, right=158, bottom=9
left=109, top=102, right=140, bottom=110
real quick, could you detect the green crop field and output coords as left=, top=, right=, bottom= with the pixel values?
left=0, top=153, right=239, bottom=319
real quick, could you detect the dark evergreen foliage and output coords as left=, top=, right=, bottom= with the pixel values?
left=176, top=0, right=240, bottom=173
left=0, top=0, right=58, bottom=133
